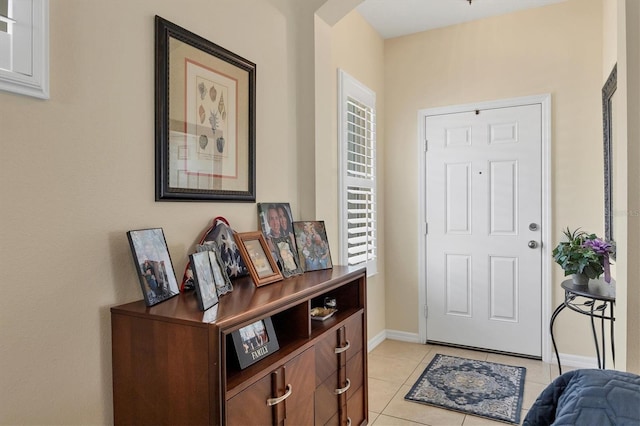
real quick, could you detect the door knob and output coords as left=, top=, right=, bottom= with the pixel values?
left=528, top=240, right=538, bottom=249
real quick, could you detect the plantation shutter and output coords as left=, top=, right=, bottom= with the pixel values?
left=339, top=70, right=377, bottom=275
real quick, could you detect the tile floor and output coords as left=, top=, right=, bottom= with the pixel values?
left=367, top=340, right=566, bottom=426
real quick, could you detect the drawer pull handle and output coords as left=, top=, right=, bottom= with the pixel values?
left=334, top=378, right=351, bottom=395
left=334, top=340, right=351, bottom=354
left=347, top=417, right=352, bottom=426
left=266, top=384, right=292, bottom=406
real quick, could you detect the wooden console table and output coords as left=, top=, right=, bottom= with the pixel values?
left=550, top=278, right=615, bottom=375
left=111, top=266, right=368, bottom=425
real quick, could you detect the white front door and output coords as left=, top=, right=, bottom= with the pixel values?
left=425, top=103, right=542, bottom=357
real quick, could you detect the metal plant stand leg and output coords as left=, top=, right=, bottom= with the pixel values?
left=590, top=302, right=602, bottom=369
left=550, top=302, right=567, bottom=375
left=551, top=279, right=616, bottom=376
left=610, top=303, right=615, bottom=367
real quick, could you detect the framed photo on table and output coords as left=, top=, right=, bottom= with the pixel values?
left=155, top=16, right=256, bottom=202
left=196, top=242, right=233, bottom=296
left=126, top=228, right=180, bottom=306
left=293, top=221, right=333, bottom=272
left=257, top=202, right=297, bottom=261
left=231, top=317, right=279, bottom=369
left=234, top=231, right=283, bottom=287
left=189, top=251, right=219, bottom=311
left=272, top=235, right=303, bottom=278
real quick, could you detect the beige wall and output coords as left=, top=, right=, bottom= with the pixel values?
left=327, top=10, right=387, bottom=341
left=0, top=0, right=315, bottom=423
left=383, top=0, right=605, bottom=358
left=618, top=0, right=640, bottom=374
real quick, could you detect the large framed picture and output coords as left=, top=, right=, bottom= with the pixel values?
left=155, top=16, right=256, bottom=202
left=231, top=317, right=279, bottom=369
left=234, top=231, right=283, bottom=287
left=126, top=228, right=180, bottom=306
left=189, top=251, right=219, bottom=311
left=293, top=221, right=333, bottom=272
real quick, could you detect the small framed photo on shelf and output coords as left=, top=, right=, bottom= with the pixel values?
left=292, top=221, right=333, bottom=271
left=189, top=251, right=219, bottom=311
left=231, top=317, right=279, bottom=369
left=234, top=231, right=283, bottom=287
left=196, top=242, right=233, bottom=296
left=272, top=235, right=303, bottom=278
left=127, top=228, right=180, bottom=306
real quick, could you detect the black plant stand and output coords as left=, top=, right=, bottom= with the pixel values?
left=550, top=278, right=616, bottom=375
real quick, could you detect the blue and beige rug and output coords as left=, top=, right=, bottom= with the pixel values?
left=405, top=354, right=526, bottom=424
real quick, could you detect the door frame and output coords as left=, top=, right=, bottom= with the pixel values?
left=417, top=94, right=553, bottom=363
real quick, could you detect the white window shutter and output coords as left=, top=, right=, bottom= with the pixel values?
left=338, top=69, right=377, bottom=275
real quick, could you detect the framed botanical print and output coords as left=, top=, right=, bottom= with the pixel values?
left=155, top=16, right=256, bottom=201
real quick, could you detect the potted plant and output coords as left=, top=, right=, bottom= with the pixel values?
left=552, top=227, right=614, bottom=285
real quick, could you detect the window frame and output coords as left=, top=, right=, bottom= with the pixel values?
left=337, top=69, right=377, bottom=276
left=0, top=0, right=49, bottom=99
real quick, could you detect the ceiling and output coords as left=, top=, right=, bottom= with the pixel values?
left=356, top=0, right=568, bottom=39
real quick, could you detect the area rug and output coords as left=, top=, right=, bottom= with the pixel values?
left=404, top=354, right=526, bottom=424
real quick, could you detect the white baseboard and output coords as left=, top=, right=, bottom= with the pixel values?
left=383, top=329, right=422, bottom=344
left=367, top=330, right=386, bottom=352
left=369, top=329, right=600, bottom=370
left=555, top=353, right=599, bottom=369
left=367, top=329, right=421, bottom=353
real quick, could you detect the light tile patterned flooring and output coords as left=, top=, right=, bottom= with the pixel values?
left=368, top=340, right=564, bottom=426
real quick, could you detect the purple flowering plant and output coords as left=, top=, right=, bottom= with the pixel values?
left=552, top=227, right=615, bottom=283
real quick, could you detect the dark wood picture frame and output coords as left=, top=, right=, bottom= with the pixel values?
left=189, top=251, right=219, bottom=311
left=155, top=16, right=256, bottom=202
left=126, top=228, right=180, bottom=306
left=231, top=317, right=279, bottom=369
left=234, top=231, right=283, bottom=287
left=603, top=63, right=617, bottom=251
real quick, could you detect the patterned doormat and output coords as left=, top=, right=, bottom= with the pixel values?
left=405, top=354, right=526, bottom=424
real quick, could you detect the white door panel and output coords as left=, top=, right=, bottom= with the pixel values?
left=426, top=104, right=542, bottom=357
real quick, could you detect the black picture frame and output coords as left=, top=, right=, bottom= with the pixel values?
left=155, top=16, right=256, bottom=202
left=126, top=228, right=180, bottom=306
left=603, top=63, right=617, bottom=250
left=231, top=317, right=279, bottom=369
left=189, top=251, right=219, bottom=311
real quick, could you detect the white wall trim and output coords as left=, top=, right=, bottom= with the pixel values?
left=0, top=0, right=49, bottom=99
left=554, top=353, right=599, bottom=369
left=417, top=94, right=553, bottom=362
left=384, top=329, right=421, bottom=344
left=367, top=329, right=387, bottom=352
left=370, top=330, right=597, bottom=371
